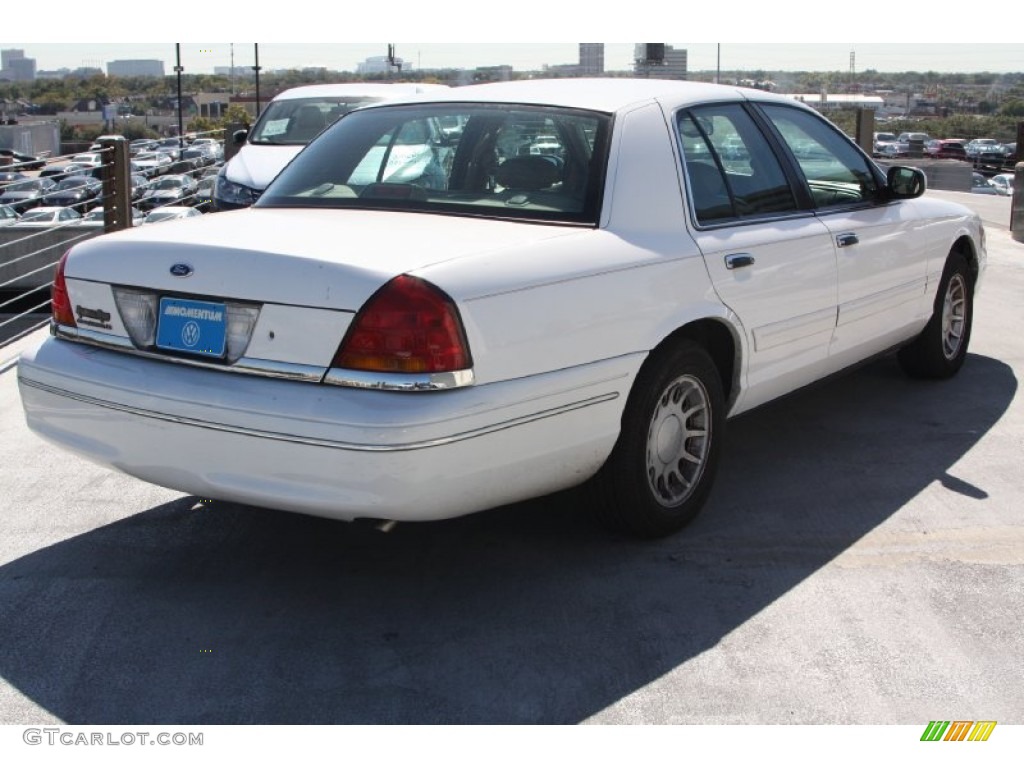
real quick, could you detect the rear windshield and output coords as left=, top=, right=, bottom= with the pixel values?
left=257, top=102, right=610, bottom=225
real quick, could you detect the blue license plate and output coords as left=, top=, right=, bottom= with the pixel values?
left=156, top=297, right=227, bottom=358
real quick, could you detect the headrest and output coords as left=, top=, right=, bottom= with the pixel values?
left=494, top=156, right=561, bottom=191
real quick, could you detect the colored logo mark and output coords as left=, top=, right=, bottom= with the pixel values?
left=921, top=720, right=997, bottom=742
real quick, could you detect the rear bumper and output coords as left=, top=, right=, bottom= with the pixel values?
left=18, top=337, right=635, bottom=521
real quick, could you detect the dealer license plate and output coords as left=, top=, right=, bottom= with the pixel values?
left=156, top=297, right=227, bottom=358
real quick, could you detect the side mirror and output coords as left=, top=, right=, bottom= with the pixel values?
left=232, top=129, right=248, bottom=146
left=887, top=166, right=926, bottom=199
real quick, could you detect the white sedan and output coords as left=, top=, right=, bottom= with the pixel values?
left=132, top=151, right=173, bottom=177
left=18, top=79, right=986, bottom=538
left=988, top=173, right=1014, bottom=196
left=11, top=206, right=82, bottom=227
left=141, top=206, right=202, bottom=225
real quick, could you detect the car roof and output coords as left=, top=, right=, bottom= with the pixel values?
left=353, top=78, right=809, bottom=115
left=269, top=82, right=450, bottom=102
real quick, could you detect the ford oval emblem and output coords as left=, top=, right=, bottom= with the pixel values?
left=170, top=263, right=194, bottom=278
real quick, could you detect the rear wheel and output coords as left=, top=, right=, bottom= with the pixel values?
left=898, top=252, right=973, bottom=379
left=590, top=341, right=725, bottom=538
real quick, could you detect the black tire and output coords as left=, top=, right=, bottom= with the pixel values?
left=898, top=252, right=973, bottom=379
left=589, top=340, right=725, bottom=538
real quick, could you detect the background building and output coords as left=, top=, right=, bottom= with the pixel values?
left=107, top=60, right=165, bottom=78
left=214, top=66, right=252, bottom=78
left=1, top=50, right=25, bottom=70
left=663, top=47, right=687, bottom=80
left=0, top=49, right=37, bottom=82
left=633, top=44, right=687, bottom=80
left=356, top=55, right=409, bottom=75
left=579, top=44, right=604, bottom=76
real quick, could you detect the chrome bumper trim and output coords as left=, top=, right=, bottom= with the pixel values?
left=19, top=376, right=618, bottom=453
left=323, top=367, right=475, bottom=391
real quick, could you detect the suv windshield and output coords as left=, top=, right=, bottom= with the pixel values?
left=248, top=96, right=387, bottom=145
left=258, top=103, right=609, bottom=224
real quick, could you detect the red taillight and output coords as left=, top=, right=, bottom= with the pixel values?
left=332, top=275, right=472, bottom=374
left=52, top=250, right=76, bottom=327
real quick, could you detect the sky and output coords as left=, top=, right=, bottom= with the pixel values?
left=3, top=2, right=1021, bottom=75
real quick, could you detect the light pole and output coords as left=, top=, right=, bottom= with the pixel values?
left=252, top=44, right=262, bottom=118
left=174, top=43, right=184, bottom=147
left=387, top=44, right=402, bottom=80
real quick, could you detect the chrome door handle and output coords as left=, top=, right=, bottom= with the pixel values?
left=836, top=232, right=859, bottom=247
left=725, top=253, right=755, bottom=270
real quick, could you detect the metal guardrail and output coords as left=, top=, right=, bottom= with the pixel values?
left=0, top=131, right=225, bottom=346
left=0, top=141, right=127, bottom=345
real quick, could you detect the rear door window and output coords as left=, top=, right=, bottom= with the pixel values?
left=677, top=103, right=799, bottom=225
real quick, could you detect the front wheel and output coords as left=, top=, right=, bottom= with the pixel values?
left=589, top=341, right=725, bottom=538
left=898, top=252, right=973, bottom=379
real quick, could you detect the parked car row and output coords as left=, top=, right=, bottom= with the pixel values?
left=0, top=177, right=57, bottom=213
left=0, top=175, right=101, bottom=213
left=0, top=201, right=203, bottom=228
left=873, top=131, right=1017, bottom=168
left=1, top=145, right=225, bottom=221
left=965, top=138, right=1015, bottom=168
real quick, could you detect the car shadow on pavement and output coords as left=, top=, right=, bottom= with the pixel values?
left=0, top=353, right=1016, bottom=724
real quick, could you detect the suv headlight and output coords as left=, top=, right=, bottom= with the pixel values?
left=213, top=170, right=260, bottom=209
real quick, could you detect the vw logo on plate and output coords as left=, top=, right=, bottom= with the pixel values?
left=181, top=321, right=201, bottom=348
left=170, top=263, right=194, bottom=277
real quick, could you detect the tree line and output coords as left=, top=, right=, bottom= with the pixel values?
left=3, top=69, right=1022, bottom=145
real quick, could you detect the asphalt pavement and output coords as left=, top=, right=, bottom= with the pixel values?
left=0, top=191, right=1021, bottom=725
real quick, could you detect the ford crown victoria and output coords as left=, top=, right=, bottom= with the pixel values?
left=18, top=79, right=986, bottom=538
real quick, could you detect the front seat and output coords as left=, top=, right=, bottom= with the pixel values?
left=287, top=105, right=327, bottom=142
left=686, top=161, right=732, bottom=222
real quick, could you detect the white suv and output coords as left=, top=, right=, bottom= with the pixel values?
left=214, top=83, right=449, bottom=211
